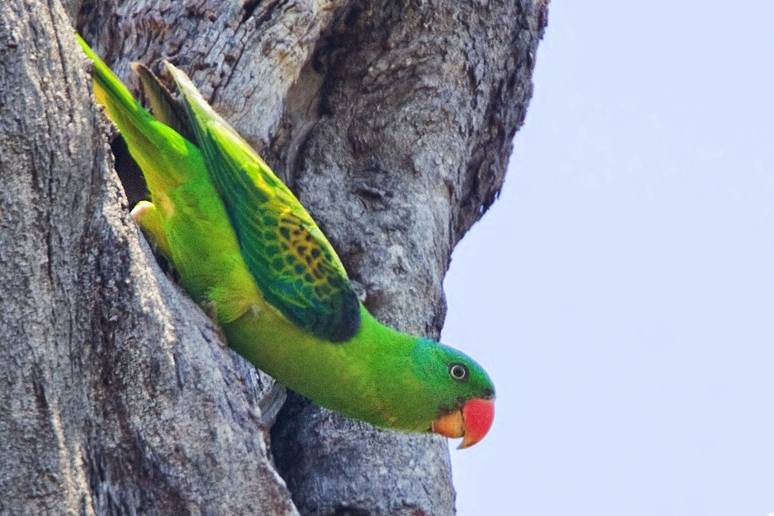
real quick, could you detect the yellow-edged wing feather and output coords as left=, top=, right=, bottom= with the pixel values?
left=167, top=63, right=360, bottom=342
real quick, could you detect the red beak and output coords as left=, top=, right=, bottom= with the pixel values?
left=431, top=398, right=495, bottom=449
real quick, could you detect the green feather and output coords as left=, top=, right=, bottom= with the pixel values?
left=132, top=62, right=195, bottom=143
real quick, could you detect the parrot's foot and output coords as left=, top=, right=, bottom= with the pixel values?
left=132, top=200, right=178, bottom=281
left=131, top=201, right=172, bottom=260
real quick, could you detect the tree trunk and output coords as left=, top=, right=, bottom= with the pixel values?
left=0, top=0, right=546, bottom=514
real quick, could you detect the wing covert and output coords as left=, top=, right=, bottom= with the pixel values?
left=169, top=64, right=360, bottom=342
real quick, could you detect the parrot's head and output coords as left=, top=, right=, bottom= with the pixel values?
left=411, top=339, right=495, bottom=448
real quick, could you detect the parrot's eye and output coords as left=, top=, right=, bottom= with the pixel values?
left=449, top=363, right=468, bottom=382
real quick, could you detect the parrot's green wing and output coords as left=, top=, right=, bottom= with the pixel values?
left=166, top=63, right=360, bottom=342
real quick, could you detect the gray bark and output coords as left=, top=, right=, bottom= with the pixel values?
left=1, top=0, right=546, bottom=514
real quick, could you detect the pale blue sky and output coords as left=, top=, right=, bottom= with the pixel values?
left=444, top=2, right=774, bottom=515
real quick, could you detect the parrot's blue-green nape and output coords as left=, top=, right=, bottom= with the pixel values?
left=76, top=34, right=495, bottom=448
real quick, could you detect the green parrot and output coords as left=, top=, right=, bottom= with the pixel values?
left=77, top=35, right=495, bottom=448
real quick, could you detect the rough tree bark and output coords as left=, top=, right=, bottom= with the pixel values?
left=0, top=0, right=546, bottom=514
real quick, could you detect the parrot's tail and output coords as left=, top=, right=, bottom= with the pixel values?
left=75, top=34, right=197, bottom=191
left=76, top=35, right=143, bottom=127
